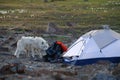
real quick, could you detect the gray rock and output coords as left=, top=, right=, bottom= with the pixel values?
left=0, top=60, right=25, bottom=75
left=8, top=59, right=21, bottom=64
left=46, top=24, right=57, bottom=33
left=92, top=73, right=116, bottom=80
left=10, top=66, right=17, bottom=73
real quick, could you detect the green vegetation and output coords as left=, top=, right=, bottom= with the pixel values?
left=0, top=0, right=120, bottom=32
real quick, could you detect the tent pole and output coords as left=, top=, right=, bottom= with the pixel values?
left=69, top=38, right=87, bottom=67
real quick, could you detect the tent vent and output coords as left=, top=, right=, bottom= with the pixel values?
left=102, top=25, right=110, bottom=30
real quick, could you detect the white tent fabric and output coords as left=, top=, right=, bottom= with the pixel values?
left=102, top=40, right=120, bottom=57
left=63, top=29, right=120, bottom=64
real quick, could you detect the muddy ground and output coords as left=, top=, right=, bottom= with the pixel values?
left=0, top=27, right=120, bottom=80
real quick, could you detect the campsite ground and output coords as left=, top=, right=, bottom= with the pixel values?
left=0, top=28, right=120, bottom=80
left=0, top=0, right=120, bottom=80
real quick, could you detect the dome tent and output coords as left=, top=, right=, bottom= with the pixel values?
left=63, top=28, right=120, bottom=65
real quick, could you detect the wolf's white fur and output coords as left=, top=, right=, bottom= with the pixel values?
left=14, top=36, right=49, bottom=58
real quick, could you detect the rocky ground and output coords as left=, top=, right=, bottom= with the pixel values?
left=0, top=28, right=120, bottom=80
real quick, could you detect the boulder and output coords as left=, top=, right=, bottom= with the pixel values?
left=0, top=60, right=25, bottom=75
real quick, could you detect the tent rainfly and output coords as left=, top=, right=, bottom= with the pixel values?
left=63, top=28, right=120, bottom=65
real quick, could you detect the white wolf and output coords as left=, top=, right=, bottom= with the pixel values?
left=14, top=36, right=49, bottom=58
